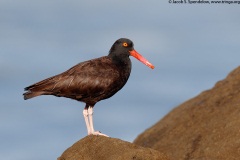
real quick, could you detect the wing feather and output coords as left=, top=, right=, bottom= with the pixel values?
left=23, top=56, right=121, bottom=103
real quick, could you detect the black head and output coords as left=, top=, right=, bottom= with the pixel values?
left=108, top=38, right=134, bottom=59
left=108, top=38, right=155, bottom=69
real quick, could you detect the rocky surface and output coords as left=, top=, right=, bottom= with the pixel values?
left=58, top=135, right=169, bottom=160
left=134, top=66, right=240, bottom=159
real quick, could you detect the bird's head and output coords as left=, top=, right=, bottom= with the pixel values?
left=109, top=38, right=154, bottom=69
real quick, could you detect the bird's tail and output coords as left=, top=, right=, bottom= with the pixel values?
left=23, top=77, right=54, bottom=100
left=23, top=90, right=43, bottom=100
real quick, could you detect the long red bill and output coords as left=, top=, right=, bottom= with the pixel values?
left=129, top=50, right=155, bottom=69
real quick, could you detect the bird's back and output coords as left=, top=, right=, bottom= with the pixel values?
left=23, top=56, right=131, bottom=106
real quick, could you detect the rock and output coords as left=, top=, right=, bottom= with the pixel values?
left=58, top=135, right=169, bottom=160
left=134, top=66, right=240, bottom=159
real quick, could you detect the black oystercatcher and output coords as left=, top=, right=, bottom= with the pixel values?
left=23, top=38, right=154, bottom=137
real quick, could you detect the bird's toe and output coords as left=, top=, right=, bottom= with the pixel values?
left=91, top=131, right=109, bottom=137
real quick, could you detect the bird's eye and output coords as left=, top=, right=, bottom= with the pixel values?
left=122, top=42, right=128, bottom=47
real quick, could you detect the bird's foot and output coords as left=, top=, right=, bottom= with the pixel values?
left=89, top=131, right=109, bottom=137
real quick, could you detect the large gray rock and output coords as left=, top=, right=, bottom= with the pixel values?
left=134, top=66, right=240, bottom=159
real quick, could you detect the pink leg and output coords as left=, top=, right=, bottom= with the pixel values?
left=88, top=106, right=109, bottom=137
left=83, top=106, right=91, bottom=135
left=82, top=105, right=109, bottom=137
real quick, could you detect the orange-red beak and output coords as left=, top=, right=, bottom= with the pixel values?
left=129, top=50, right=155, bottom=69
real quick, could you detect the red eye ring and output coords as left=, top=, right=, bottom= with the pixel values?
left=122, top=42, right=128, bottom=47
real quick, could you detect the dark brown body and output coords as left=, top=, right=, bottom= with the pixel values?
left=24, top=56, right=132, bottom=106
left=23, top=38, right=154, bottom=137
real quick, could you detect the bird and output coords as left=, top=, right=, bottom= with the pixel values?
left=23, top=38, right=154, bottom=137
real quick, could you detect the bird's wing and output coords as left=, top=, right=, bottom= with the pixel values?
left=24, top=57, right=120, bottom=100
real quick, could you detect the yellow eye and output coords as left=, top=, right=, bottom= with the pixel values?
left=122, top=42, right=128, bottom=47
